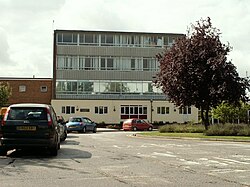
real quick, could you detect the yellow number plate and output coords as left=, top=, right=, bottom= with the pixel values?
left=16, top=126, right=36, bottom=131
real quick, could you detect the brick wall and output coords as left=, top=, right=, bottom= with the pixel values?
left=0, top=78, right=52, bottom=105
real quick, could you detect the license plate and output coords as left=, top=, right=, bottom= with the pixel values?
left=16, top=126, right=36, bottom=131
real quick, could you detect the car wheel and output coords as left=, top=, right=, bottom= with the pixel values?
left=93, top=127, right=97, bottom=133
left=132, top=126, right=137, bottom=131
left=49, top=144, right=58, bottom=156
left=80, top=127, right=86, bottom=133
left=0, top=146, right=7, bottom=156
left=60, top=131, right=67, bottom=141
left=148, top=126, right=153, bottom=131
left=58, top=142, right=61, bottom=150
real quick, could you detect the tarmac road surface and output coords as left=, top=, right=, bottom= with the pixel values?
left=0, top=129, right=250, bottom=187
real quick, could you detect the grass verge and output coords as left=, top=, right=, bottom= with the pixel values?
left=140, top=132, right=250, bottom=141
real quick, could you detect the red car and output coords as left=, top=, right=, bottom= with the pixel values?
left=123, top=118, right=153, bottom=131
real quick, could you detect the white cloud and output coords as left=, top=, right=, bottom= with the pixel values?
left=0, top=0, right=249, bottom=77
left=0, top=28, right=15, bottom=66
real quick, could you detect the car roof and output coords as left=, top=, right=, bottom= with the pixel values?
left=70, top=116, right=90, bottom=119
left=124, top=118, right=142, bottom=122
left=9, top=103, right=50, bottom=108
left=70, top=116, right=82, bottom=118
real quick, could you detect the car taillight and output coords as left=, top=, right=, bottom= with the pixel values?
left=1, top=108, right=10, bottom=126
left=46, top=109, right=52, bottom=126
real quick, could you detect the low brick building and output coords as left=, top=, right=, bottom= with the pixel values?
left=0, top=77, right=52, bottom=106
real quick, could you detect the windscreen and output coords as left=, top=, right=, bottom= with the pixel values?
left=69, top=117, right=82, bottom=122
left=7, top=107, right=47, bottom=120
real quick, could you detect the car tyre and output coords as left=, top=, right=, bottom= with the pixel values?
left=148, top=126, right=153, bottom=131
left=93, top=127, right=97, bottom=133
left=60, top=131, right=67, bottom=141
left=132, top=126, right=137, bottom=131
left=80, top=127, right=86, bottom=133
left=49, top=141, right=59, bottom=156
left=0, top=146, right=7, bottom=156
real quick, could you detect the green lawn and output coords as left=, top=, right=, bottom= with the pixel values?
left=140, top=131, right=250, bottom=141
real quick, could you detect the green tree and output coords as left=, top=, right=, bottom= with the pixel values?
left=213, top=102, right=250, bottom=124
left=154, top=17, right=250, bottom=129
left=0, top=82, right=12, bottom=107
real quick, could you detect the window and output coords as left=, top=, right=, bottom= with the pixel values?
left=179, top=106, right=191, bottom=114
left=57, top=33, right=77, bottom=44
left=95, top=106, right=108, bottom=114
left=40, top=86, right=48, bottom=92
left=80, top=108, right=90, bottom=112
left=79, top=34, right=99, bottom=45
left=157, top=107, right=170, bottom=114
left=56, top=80, right=163, bottom=95
left=61, top=106, right=75, bottom=114
left=101, top=34, right=114, bottom=46
left=120, top=105, right=147, bottom=119
left=19, top=85, right=26, bottom=92
left=107, top=58, right=114, bottom=70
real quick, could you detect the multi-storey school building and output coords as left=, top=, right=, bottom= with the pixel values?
left=51, top=30, right=198, bottom=124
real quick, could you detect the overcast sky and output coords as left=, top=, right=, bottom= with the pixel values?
left=0, top=0, right=249, bottom=78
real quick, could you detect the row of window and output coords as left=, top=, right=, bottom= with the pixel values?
left=56, top=80, right=162, bottom=95
left=157, top=106, right=192, bottom=115
left=57, top=56, right=159, bottom=71
left=19, top=85, right=48, bottom=93
left=57, top=33, right=177, bottom=47
left=61, top=105, right=192, bottom=115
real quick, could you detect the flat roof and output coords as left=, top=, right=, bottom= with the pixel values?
left=54, top=29, right=184, bottom=36
left=0, top=77, right=52, bottom=81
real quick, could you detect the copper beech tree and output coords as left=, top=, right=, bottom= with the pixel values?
left=154, top=17, right=250, bottom=129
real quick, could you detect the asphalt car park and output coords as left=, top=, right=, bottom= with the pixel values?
left=1, top=130, right=250, bottom=187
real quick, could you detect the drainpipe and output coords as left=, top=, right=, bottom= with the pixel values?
left=150, top=99, right=153, bottom=123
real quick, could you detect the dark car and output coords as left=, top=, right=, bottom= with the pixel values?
left=57, top=115, right=67, bottom=142
left=66, top=117, right=97, bottom=133
left=0, top=103, right=60, bottom=156
left=123, top=118, right=153, bottom=131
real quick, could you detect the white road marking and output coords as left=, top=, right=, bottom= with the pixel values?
left=179, top=158, right=200, bottom=165
left=213, top=157, right=250, bottom=165
left=152, top=152, right=177, bottom=158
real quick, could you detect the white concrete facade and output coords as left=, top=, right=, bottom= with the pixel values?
left=52, top=99, right=198, bottom=124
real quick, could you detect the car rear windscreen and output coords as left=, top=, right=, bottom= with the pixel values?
left=7, top=107, right=47, bottom=120
left=69, top=118, right=82, bottom=122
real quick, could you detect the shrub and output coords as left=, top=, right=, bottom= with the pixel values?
left=159, top=123, right=205, bottom=133
left=205, top=123, right=250, bottom=136
left=106, top=124, right=122, bottom=129
left=97, top=121, right=106, bottom=128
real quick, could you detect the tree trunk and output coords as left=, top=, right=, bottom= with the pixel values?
left=204, top=109, right=210, bottom=130
left=201, top=106, right=210, bottom=130
left=201, top=108, right=205, bottom=126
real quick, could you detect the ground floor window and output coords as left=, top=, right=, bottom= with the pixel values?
left=62, top=106, right=75, bottom=114
left=179, top=106, right=191, bottom=114
left=120, top=105, right=147, bottom=119
left=157, top=107, right=170, bottom=114
left=95, top=106, right=108, bottom=114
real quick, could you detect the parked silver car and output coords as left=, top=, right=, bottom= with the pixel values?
left=66, top=117, right=97, bottom=133
left=57, top=116, right=67, bottom=141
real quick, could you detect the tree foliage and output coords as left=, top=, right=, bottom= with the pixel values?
left=213, top=102, right=250, bottom=124
left=0, top=82, right=12, bottom=107
left=154, top=17, right=250, bottom=129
